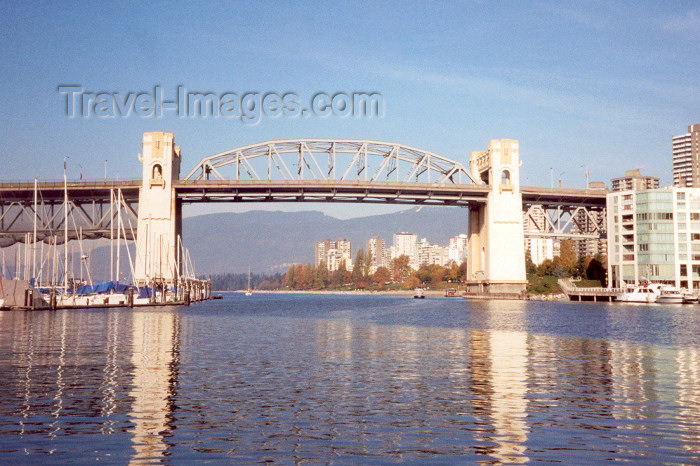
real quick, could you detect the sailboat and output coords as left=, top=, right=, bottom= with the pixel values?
left=245, top=267, right=253, bottom=296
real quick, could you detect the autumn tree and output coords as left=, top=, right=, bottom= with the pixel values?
left=284, top=264, right=296, bottom=288
left=372, top=266, right=391, bottom=286
left=559, top=240, right=577, bottom=274
left=402, top=275, right=421, bottom=290
left=391, top=255, right=412, bottom=282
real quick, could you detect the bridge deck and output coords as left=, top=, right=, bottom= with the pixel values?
left=0, top=180, right=607, bottom=206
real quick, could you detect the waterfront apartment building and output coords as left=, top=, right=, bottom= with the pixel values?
left=672, top=124, right=700, bottom=187
left=315, top=238, right=352, bottom=272
left=611, top=169, right=659, bottom=192
left=607, top=187, right=700, bottom=289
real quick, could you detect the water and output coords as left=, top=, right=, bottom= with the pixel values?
left=1, top=294, right=699, bottom=463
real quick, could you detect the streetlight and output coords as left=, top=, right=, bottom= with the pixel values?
left=104, top=160, right=108, bottom=181
left=580, top=164, right=589, bottom=188
left=550, top=167, right=553, bottom=189
left=559, top=171, right=565, bottom=188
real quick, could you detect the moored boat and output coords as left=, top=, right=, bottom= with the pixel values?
left=616, top=283, right=662, bottom=303
left=413, top=288, right=425, bottom=299
left=657, top=286, right=685, bottom=304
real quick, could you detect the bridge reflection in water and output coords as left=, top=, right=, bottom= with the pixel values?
left=0, top=299, right=699, bottom=462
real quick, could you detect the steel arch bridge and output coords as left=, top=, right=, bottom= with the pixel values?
left=184, top=139, right=479, bottom=185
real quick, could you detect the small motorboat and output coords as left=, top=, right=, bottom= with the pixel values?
left=657, top=286, right=685, bottom=304
left=413, top=288, right=425, bottom=299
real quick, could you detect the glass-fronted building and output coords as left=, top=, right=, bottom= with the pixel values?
left=607, top=187, right=700, bottom=289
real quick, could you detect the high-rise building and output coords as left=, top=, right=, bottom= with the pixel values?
left=528, top=237, right=554, bottom=265
left=672, top=124, right=700, bottom=187
left=392, top=232, right=418, bottom=269
left=607, top=187, right=700, bottom=289
left=315, top=238, right=352, bottom=272
left=366, top=236, right=386, bottom=272
left=570, top=208, right=607, bottom=259
left=416, top=238, right=448, bottom=267
left=315, top=239, right=331, bottom=267
left=448, top=234, right=468, bottom=264
left=611, top=169, right=659, bottom=192
left=523, top=205, right=554, bottom=265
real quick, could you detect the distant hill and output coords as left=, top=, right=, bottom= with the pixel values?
left=182, top=207, right=468, bottom=274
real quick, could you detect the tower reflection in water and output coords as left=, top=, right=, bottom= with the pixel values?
left=128, top=309, right=180, bottom=462
left=314, top=301, right=531, bottom=462
left=469, top=301, right=529, bottom=463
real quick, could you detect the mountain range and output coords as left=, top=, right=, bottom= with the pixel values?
left=182, top=206, right=469, bottom=274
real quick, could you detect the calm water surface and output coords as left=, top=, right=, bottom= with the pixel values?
left=1, top=294, right=700, bottom=463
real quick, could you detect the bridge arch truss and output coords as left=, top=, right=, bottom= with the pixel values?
left=184, top=139, right=478, bottom=185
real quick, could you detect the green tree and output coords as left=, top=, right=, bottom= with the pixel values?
left=330, top=260, right=348, bottom=287
left=351, top=249, right=367, bottom=285
left=315, top=260, right=330, bottom=288
left=525, top=249, right=537, bottom=275
left=416, top=265, right=432, bottom=285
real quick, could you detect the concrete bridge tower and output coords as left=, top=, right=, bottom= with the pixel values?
left=133, top=132, right=182, bottom=287
left=466, top=139, right=527, bottom=294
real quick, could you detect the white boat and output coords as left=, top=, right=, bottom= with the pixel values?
left=616, top=283, right=662, bottom=303
left=656, top=286, right=685, bottom=304
left=413, top=288, right=425, bottom=299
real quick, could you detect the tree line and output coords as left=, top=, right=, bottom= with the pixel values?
left=205, top=240, right=606, bottom=292
left=526, top=239, right=607, bottom=282
left=283, top=249, right=467, bottom=290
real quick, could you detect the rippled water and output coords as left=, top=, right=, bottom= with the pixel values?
left=1, top=294, right=699, bottom=463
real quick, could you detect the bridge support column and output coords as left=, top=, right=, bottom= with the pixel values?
left=133, top=132, right=182, bottom=288
left=466, top=140, right=527, bottom=295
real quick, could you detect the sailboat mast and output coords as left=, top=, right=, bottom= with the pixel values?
left=63, top=160, right=68, bottom=290
left=33, top=178, right=37, bottom=281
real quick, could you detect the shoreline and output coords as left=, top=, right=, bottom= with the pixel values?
left=219, top=289, right=449, bottom=297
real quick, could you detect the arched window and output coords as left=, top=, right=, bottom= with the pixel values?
left=501, top=169, right=510, bottom=184
left=152, top=164, right=163, bottom=180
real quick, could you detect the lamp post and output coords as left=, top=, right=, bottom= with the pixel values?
left=550, top=167, right=553, bottom=189
left=104, top=160, right=108, bottom=181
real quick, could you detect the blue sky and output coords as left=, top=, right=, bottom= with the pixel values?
left=0, top=1, right=697, bottom=218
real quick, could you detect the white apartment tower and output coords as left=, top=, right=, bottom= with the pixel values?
left=366, top=236, right=386, bottom=271
left=673, top=124, right=700, bottom=187
left=392, top=232, right=418, bottom=269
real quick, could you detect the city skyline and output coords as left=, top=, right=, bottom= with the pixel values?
left=1, top=3, right=697, bottom=220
